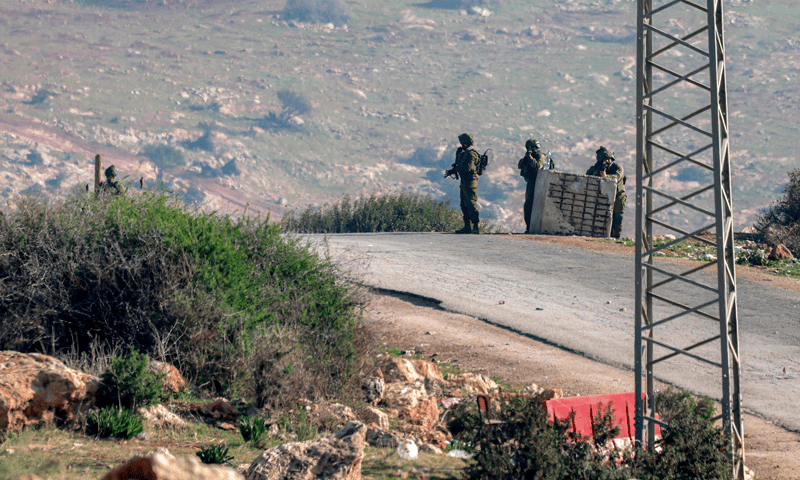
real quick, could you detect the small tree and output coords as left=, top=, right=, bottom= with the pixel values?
left=258, top=89, right=312, bottom=130
left=756, top=168, right=800, bottom=253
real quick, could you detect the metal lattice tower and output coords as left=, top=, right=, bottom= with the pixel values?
left=634, top=0, right=744, bottom=478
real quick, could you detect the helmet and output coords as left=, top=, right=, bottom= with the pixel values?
left=105, top=165, right=118, bottom=178
left=596, top=146, right=614, bottom=160
left=525, top=138, right=541, bottom=151
left=458, top=133, right=474, bottom=146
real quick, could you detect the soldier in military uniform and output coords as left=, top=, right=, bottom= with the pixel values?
left=586, top=146, right=625, bottom=238
left=518, top=139, right=555, bottom=233
left=444, top=133, right=481, bottom=234
left=99, top=165, right=125, bottom=196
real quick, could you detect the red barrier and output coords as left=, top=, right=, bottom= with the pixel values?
left=545, top=392, right=660, bottom=442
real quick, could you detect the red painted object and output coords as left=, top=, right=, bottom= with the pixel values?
left=545, top=392, right=660, bottom=442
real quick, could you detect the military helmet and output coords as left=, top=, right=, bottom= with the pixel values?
left=596, top=146, right=614, bottom=160
left=525, top=138, right=541, bottom=151
left=458, top=133, right=474, bottom=146
left=105, top=165, right=118, bottom=178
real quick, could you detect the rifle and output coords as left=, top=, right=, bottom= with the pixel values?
left=443, top=166, right=459, bottom=180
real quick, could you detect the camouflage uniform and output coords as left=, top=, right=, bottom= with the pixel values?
left=586, top=147, right=625, bottom=238
left=454, top=133, right=481, bottom=234
left=518, top=139, right=555, bottom=233
left=99, top=165, right=125, bottom=196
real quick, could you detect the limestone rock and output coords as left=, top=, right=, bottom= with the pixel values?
left=399, top=398, right=439, bottom=430
left=199, top=398, right=237, bottom=419
left=0, top=351, right=99, bottom=431
left=768, top=243, right=793, bottom=261
left=378, top=358, right=442, bottom=384
left=246, top=421, right=366, bottom=480
left=444, top=373, right=498, bottom=395
left=382, top=381, right=428, bottom=410
left=138, top=404, right=187, bottom=430
left=366, top=427, right=402, bottom=448
left=363, top=376, right=385, bottom=405
left=358, top=406, right=389, bottom=430
left=150, top=361, right=187, bottom=394
left=102, top=448, right=243, bottom=480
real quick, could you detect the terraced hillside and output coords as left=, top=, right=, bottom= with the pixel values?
left=0, top=0, right=796, bottom=233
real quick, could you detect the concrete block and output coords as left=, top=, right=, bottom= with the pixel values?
left=528, top=170, right=617, bottom=237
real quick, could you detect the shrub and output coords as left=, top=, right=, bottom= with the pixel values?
left=239, top=415, right=268, bottom=444
left=285, top=0, right=348, bottom=26
left=99, top=349, right=166, bottom=410
left=89, top=407, right=144, bottom=439
left=140, top=144, right=187, bottom=169
left=196, top=444, right=233, bottom=465
left=0, top=192, right=361, bottom=408
left=406, top=146, right=440, bottom=167
left=756, top=168, right=800, bottom=253
left=258, top=90, right=312, bottom=130
left=280, top=192, right=463, bottom=233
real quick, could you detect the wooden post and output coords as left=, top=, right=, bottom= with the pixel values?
left=94, top=154, right=102, bottom=190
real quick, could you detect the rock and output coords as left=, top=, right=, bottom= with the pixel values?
left=103, top=448, right=243, bottom=480
left=11, top=476, right=43, bottom=480
left=138, top=404, right=186, bottom=430
left=378, top=358, right=442, bottom=384
left=366, top=427, right=402, bottom=448
left=219, top=422, right=237, bottom=430
left=768, top=243, right=793, bottom=261
left=399, top=398, right=439, bottom=430
left=246, top=421, right=366, bottom=480
left=315, top=403, right=357, bottom=426
left=407, top=468, right=426, bottom=479
left=397, top=439, right=418, bottom=460
left=358, top=406, right=389, bottom=430
left=444, top=373, right=498, bottom=395
left=382, top=381, right=428, bottom=410
left=199, top=398, right=237, bottom=419
left=740, top=226, right=757, bottom=234
left=461, top=30, right=486, bottom=42
left=149, top=361, right=187, bottom=394
left=363, top=376, right=385, bottom=405
left=396, top=426, right=449, bottom=451
left=419, top=443, right=443, bottom=455
left=0, top=351, right=99, bottom=432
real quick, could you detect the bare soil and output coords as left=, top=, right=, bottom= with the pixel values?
left=365, top=285, right=800, bottom=480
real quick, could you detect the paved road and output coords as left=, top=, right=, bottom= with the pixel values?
left=308, top=233, right=800, bottom=432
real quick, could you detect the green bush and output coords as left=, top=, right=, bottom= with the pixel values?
left=0, top=191, right=361, bottom=408
left=239, top=415, right=268, bottom=444
left=100, top=349, right=165, bottom=410
left=756, top=168, right=800, bottom=254
left=140, top=144, right=187, bottom=169
left=280, top=192, right=463, bottom=233
left=196, top=444, right=234, bottom=465
left=89, top=407, right=144, bottom=439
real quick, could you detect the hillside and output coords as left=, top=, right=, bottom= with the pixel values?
left=0, top=0, right=796, bottom=233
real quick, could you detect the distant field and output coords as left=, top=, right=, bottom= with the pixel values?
left=0, top=0, right=795, bottom=233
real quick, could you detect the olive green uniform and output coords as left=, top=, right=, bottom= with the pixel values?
left=99, top=179, right=125, bottom=196
left=518, top=150, right=555, bottom=233
left=586, top=162, right=625, bottom=238
left=456, top=146, right=481, bottom=227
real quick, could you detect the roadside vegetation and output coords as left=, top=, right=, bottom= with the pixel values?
left=757, top=168, right=800, bottom=255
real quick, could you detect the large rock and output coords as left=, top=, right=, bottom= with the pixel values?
left=150, top=361, right=187, bottom=394
left=768, top=243, right=793, bottom=261
left=246, top=421, right=366, bottom=480
left=444, top=373, right=498, bottom=395
left=138, top=404, right=187, bottom=430
left=378, top=358, right=442, bottom=384
left=365, top=427, right=402, bottom=448
left=382, top=381, right=428, bottom=410
left=399, top=398, right=439, bottom=430
left=358, top=406, right=389, bottom=430
left=102, top=448, right=243, bottom=480
left=0, top=351, right=99, bottom=431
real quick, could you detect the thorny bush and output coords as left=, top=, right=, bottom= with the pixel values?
left=0, top=191, right=362, bottom=407
left=756, top=168, right=800, bottom=254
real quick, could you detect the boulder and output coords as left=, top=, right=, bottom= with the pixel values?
left=378, top=358, right=442, bottom=384
left=768, top=243, right=793, bottom=261
left=358, top=406, right=389, bottom=430
left=199, top=398, right=237, bottom=419
left=103, top=448, right=243, bottom=480
left=366, top=427, right=402, bottom=448
left=0, top=351, right=99, bottom=431
left=363, top=376, right=385, bottom=405
left=150, top=361, right=187, bottom=394
left=444, top=373, right=498, bottom=395
left=399, top=398, right=439, bottom=430
left=246, top=421, right=366, bottom=480
left=382, top=381, right=428, bottom=410
left=138, top=404, right=187, bottom=430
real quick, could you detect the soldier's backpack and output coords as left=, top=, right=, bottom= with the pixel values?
left=476, top=149, right=493, bottom=176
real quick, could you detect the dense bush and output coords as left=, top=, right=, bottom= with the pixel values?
left=448, top=390, right=732, bottom=480
left=0, top=192, right=361, bottom=406
left=140, top=143, right=187, bottom=169
left=99, top=349, right=166, bottom=410
left=756, top=168, right=800, bottom=254
left=258, top=89, right=312, bottom=130
left=280, top=192, right=463, bottom=233
left=284, top=0, right=348, bottom=26
left=88, top=407, right=144, bottom=439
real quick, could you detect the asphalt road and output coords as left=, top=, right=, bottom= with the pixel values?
left=307, top=233, right=800, bottom=432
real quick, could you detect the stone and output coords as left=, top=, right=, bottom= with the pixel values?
left=768, top=243, right=793, bottom=261
left=378, top=358, right=442, bottom=384
left=366, top=427, right=402, bottom=448
left=382, top=381, right=428, bottom=410
left=0, top=351, right=99, bottom=432
left=444, top=373, right=498, bottom=395
left=149, top=361, right=187, bottom=394
left=419, top=443, right=443, bottom=455
left=399, top=398, right=439, bottom=430
left=219, top=422, right=237, bottom=430
left=11, top=476, right=43, bottom=480
left=363, top=376, right=385, bottom=405
left=138, top=404, right=187, bottom=430
left=246, top=421, right=366, bottom=480
left=199, top=398, right=237, bottom=419
left=396, top=439, right=418, bottom=460
left=102, top=448, right=243, bottom=480
left=358, top=406, right=389, bottom=430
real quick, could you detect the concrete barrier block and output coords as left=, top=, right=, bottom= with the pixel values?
left=529, top=170, right=616, bottom=237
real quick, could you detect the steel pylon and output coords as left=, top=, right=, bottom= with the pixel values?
left=634, top=0, right=744, bottom=478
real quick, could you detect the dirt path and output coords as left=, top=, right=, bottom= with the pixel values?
left=364, top=291, right=800, bottom=480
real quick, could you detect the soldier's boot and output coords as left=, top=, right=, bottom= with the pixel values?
left=455, top=216, right=471, bottom=234
left=611, top=212, right=623, bottom=238
left=471, top=214, right=480, bottom=234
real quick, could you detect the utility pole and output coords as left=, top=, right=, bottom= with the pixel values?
left=94, top=154, right=102, bottom=191
left=634, top=0, right=744, bottom=478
